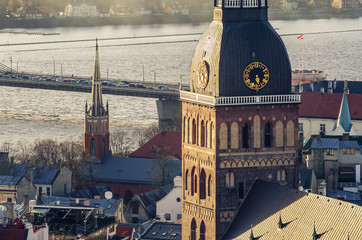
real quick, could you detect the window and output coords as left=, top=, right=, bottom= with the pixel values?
left=192, top=119, right=197, bottom=144
left=200, top=221, right=206, bottom=240
left=320, top=124, right=326, bottom=133
left=132, top=202, right=139, bottom=214
left=38, top=187, right=43, bottom=195
left=298, top=123, right=304, bottom=131
left=201, top=120, right=205, bottom=147
left=242, top=124, right=249, bottom=148
left=185, top=169, right=189, bottom=191
left=226, top=171, right=235, bottom=187
left=177, top=214, right=182, bottom=220
left=191, top=167, right=196, bottom=196
left=326, top=149, right=334, bottom=156
left=342, top=148, right=355, bottom=155
left=90, top=139, right=96, bottom=156
left=164, top=213, right=171, bottom=221
left=7, top=198, right=12, bottom=202
left=200, top=169, right=206, bottom=199
left=191, top=218, right=197, bottom=240
left=208, top=175, right=212, bottom=197
left=132, top=217, right=138, bottom=223
left=264, top=122, right=272, bottom=148
left=64, top=184, right=67, bottom=195
left=46, top=187, right=50, bottom=196
left=239, top=181, right=245, bottom=199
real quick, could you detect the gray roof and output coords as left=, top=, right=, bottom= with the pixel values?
left=82, top=156, right=181, bottom=185
left=299, top=169, right=313, bottom=189
left=128, top=184, right=173, bottom=219
left=141, top=222, right=181, bottom=240
left=39, top=196, right=122, bottom=216
left=310, top=138, right=339, bottom=149
left=67, top=183, right=111, bottom=199
left=339, top=141, right=360, bottom=149
left=222, top=180, right=362, bottom=240
left=0, top=175, right=23, bottom=186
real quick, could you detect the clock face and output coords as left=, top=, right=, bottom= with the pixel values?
left=243, top=62, right=269, bottom=91
left=197, top=60, right=209, bottom=89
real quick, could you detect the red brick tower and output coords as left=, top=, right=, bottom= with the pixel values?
left=84, top=39, right=110, bottom=161
left=181, top=1, right=300, bottom=239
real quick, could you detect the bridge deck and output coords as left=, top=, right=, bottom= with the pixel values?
left=0, top=78, right=180, bottom=100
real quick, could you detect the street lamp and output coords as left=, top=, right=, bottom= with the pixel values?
left=9, top=56, right=12, bottom=74
left=106, top=65, right=110, bottom=81
left=61, top=62, right=64, bottom=78
left=52, top=56, right=55, bottom=76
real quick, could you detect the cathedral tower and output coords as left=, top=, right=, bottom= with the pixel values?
left=84, top=39, right=110, bottom=161
left=181, top=1, right=300, bottom=239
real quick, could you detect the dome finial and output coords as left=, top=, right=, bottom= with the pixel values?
left=249, top=224, right=255, bottom=240
left=312, top=222, right=317, bottom=240
left=278, top=212, right=283, bottom=229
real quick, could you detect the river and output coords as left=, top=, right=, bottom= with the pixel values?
left=0, top=18, right=361, bottom=148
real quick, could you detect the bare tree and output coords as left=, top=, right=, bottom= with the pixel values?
left=30, top=139, right=60, bottom=165
left=110, top=130, right=131, bottom=156
left=12, top=141, right=30, bottom=164
left=132, top=123, right=161, bottom=148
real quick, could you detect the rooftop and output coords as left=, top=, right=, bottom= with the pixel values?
left=141, top=222, right=181, bottom=240
left=223, top=180, right=362, bottom=239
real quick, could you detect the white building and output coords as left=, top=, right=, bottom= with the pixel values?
left=156, top=176, right=182, bottom=222
left=298, top=92, right=362, bottom=143
left=64, top=2, right=99, bottom=17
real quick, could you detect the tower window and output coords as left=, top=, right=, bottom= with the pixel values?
left=226, top=171, right=235, bottom=187
left=200, top=169, right=206, bottom=199
left=208, top=175, right=212, bottom=197
left=239, top=181, right=245, bottom=199
left=191, top=218, right=197, bottom=240
left=264, top=122, right=272, bottom=148
left=225, top=0, right=241, bottom=8
left=298, top=123, right=304, bottom=131
left=201, top=120, right=205, bottom=147
left=242, top=124, right=249, bottom=148
left=200, top=221, right=206, bottom=240
left=191, top=167, right=196, bottom=196
left=90, top=139, right=96, bottom=156
left=185, top=169, right=189, bottom=191
left=192, top=119, right=197, bottom=145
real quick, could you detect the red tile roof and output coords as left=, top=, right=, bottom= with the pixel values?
left=116, top=226, right=134, bottom=239
left=299, top=92, right=362, bottom=120
left=129, top=131, right=181, bottom=159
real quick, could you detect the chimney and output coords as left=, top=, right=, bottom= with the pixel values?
left=35, top=160, right=40, bottom=178
left=344, top=80, right=349, bottom=94
left=9, top=157, right=14, bottom=176
left=27, top=160, right=33, bottom=183
left=0, top=152, right=9, bottom=175
left=356, top=165, right=360, bottom=184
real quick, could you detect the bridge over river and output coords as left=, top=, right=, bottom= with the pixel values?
left=0, top=77, right=182, bottom=129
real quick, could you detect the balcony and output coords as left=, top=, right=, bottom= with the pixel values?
left=180, top=91, right=301, bottom=106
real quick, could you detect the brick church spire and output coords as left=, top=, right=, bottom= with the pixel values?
left=84, top=39, right=110, bottom=161
left=89, top=38, right=105, bottom=117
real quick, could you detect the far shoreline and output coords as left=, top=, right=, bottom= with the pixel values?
left=0, top=8, right=361, bottom=29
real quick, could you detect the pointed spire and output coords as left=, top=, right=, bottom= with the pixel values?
left=347, top=232, right=350, bottom=240
left=334, top=90, right=352, bottom=132
left=249, top=225, right=255, bottom=240
left=89, top=38, right=104, bottom=117
left=312, top=222, right=317, bottom=240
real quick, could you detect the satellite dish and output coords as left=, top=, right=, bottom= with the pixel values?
left=105, top=191, right=113, bottom=199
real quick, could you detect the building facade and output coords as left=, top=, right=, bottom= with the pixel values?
left=64, top=2, right=99, bottom=17
left=84, top=40, right=110, bottom=161
left=181, top=1, right=300, bottom=239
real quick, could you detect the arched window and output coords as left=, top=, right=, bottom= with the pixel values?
left=254, top=115, right=261, bottom=148
left=226, top=171, right=235, bottom=187
left=183, top=117, right=187, bottom=143
left=192, top=119, right=197, bottom=144
left=200, top=221, right=206, bottom=240
left=264, top=122, right=272, bottom=148
left=239, top=181, right=245, bottom=199
left=277, top=168, right=287, bottom=181
left=90, top=139, right=96, bottom=156
left=191, top=167, right=196, bottom=196
left=286, top=120, right=295, bottom=147
left=89, top=124, right=92, bottom=133
left=201, top=120, right=205, bottom=147
left=185, top=169, right=189, bottom=191
left=194, top=173, right=198, bottom=194
left=242, top=123, right=249, bottom=148
left=275, top=121, right=284, bottom=147
left=210, top=122, right=214, bottom=149
left=208, top=175, right=212, bottom=197
left=219, top=122, right=228, bottom=149
left=200, top=169, right=206, bottom=199
left=231, top=122, right=239, bottom=149
left=188, top=118, right=191, bottom=144
left=191, top=218, right=197, bottom=240
left=101, top=138, right=105, bottom=156
left=124, top=190, right=133, bottom=205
